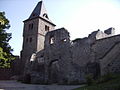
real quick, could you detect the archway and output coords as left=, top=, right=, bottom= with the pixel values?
left=48, top=59, right=59, bottom=84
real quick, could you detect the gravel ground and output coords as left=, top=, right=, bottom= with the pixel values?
left=0, top=80, right=83, bottom=90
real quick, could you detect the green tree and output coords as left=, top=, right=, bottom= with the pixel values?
left=0, top=12, right=14, bottom=68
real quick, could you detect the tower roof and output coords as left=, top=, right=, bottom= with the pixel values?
left=25, top=1, right=55, bottom=26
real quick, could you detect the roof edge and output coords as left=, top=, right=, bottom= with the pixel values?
left=23, top=16, right=56, bottom=26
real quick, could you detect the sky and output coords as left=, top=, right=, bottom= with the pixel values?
left=0, top=0, right=120, bottom=55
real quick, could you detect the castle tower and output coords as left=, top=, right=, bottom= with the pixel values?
left=21, top=1, right=56, bottom=70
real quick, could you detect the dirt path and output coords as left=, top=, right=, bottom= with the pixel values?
left=0, top=80, right=83, bottom=90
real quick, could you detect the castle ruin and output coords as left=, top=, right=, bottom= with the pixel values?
left=20, top=1, right=120, bottom=84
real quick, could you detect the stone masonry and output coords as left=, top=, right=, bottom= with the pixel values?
left=20, top=1, right=120, bottom=84
left=23, top=27, right=120, bottom=84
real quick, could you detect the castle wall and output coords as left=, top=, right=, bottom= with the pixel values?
left=96, top=27, right=115, bottom=39
left=72, top=38, right=94, bottom=67
left=71, top=32, right=120, bottom=77
left=22, top=27, right=120, bottom=84
left=0, top=56, right=20, bottom=80
left=44, top=28, right=73, bottom=84
left=92, top=35, right=120, bottom=75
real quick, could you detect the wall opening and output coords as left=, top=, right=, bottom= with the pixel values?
left=48, top=59, right=59, bottom=83
left=30, top=37, right=32, bottom=43
left=45, top=25, right=49, bottom=31
left=62, top=38, right=67, bottom=42
left=26, top=38, right=28, bottom=43
left=50, top=37, right=54, bottom=44
left=32, top=13, right=36, bottom=16
left=43, top=13, right=49, bottom=19
left=29, top=23, right=33, bottom=30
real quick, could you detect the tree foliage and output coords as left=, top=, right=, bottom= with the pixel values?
left=0, top=12, right=14, bottom=68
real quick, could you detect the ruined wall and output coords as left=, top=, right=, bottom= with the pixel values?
left=71, top=29, right=120, bottom=77
left=96, top=27, right=115, bottom=39
left=22, top=28, right=120, bottom=84
left=30, top=50, right=45, bottom=84
left=71, top=34, right=99, bottom=81
left=92, top=35, right=120, bottom=75
left=71, top=38, right=94, bottom=67
left=44, top=28, right=73, bottom=84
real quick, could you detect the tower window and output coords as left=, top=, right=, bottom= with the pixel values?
left=30, top=37, right=32, bottom=42
left=29, top=23, right=33, bottom=30
left=32, top=13, right=35, bottom=16
left=26, top=38, right=28, bottom=42
left=45, top=25, right=49, bottom=31
left=43, top=13, right=49, bottom=19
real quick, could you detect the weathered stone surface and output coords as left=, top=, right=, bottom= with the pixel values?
left=92, top=34, right=120, bottom=75
left=20, top=1, right=56, bottom=74
left=22, top=27, right=120, bottom=84
left=19, top=1, right=120, bottom=85
left=44, top=28, right=72, bottom=84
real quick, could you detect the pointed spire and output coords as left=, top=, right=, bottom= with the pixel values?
left=29, top=1, right=48, bottom=20
left=26, top=1, right=55, bottom=26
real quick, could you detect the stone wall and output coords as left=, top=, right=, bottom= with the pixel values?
left=96, top=27, right=115, bottom=39
left=22, top=28, right=120, bottom=84
left=0, top=56, right=21, bottom=80
left=44, top=28, right=73, bottom=84
left=93, top=35, right=120, bottom=75
left=72, top=38, right=93, bottom=67
left=0, top=68, right=12, bottom=80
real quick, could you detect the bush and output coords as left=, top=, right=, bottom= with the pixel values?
left=85, top=74, right=95, bottom=86
left=96, top=73, right=115, bottom=84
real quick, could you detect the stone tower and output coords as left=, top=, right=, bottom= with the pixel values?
left=21, top=1, right=56, bottom=71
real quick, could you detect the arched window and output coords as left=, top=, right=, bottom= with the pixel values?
left=30, top=37, right=32, bottom=42
left=43, top=13, right=49, bottom=19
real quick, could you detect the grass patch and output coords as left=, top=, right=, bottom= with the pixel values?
left=73, top=73, right=120, bottom=90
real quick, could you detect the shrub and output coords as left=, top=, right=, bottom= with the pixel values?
left=85, top=74, right=95, bottom=86
left=96, top=73, right=115, bottom=84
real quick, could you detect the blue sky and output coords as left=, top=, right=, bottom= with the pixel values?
left=0, top=0, right=120, bottom=55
